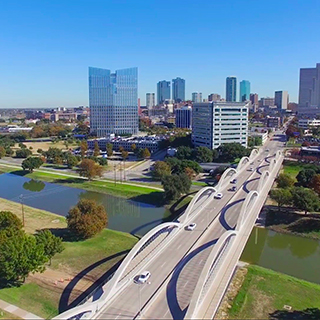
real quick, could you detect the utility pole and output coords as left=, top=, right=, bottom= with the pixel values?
left=114, top=164, right=117, bottom=186
left=19, top=194, right=25, bottom=227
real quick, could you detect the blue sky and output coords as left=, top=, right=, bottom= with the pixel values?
left=1, top=0, right=320, bottom=108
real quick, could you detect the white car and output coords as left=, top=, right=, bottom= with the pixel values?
left=135, top=271, right=151, bottom=284
left=214, top=193, right=223, bottom=199
left=186, top=223, right=197, bottom=231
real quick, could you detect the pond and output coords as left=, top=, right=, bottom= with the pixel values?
left=0, top=173, right=169, bottom=236
left=241, top=227, right=320, bottom=284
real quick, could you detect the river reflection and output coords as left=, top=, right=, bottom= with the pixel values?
left=0, top=173, right=169, bottom=236
left=241, top=227, right=320, bottom=284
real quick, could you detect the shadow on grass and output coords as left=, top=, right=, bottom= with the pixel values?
left=130, top=191, right=165, bottom=206
left=47, top=228, right=84, bottom=242
left=59, top=250, right=130, bottom=313
left=8, top=169, right=29, bottom=177
left=265, top=206, right=300, bottom=227
left=287, top=218, right=320, bottom=234
left=53, top=178, right=86, bottom=184
left=269, top=308, right=320, bottom=320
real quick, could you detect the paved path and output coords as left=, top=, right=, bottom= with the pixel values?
left=0, top=299, right=43, bottom=319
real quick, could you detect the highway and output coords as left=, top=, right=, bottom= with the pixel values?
left=95, top=132, right=285, bottom=320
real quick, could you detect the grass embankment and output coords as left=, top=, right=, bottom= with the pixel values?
left=229, top=265, right=320, bottom=319
left=0, top=164, right=165, bottom=206
left=283, top=161, right=303, bottom=179
left=265, top=208, right=320, bottom=240
left=0, top=198, right=138, bottom=319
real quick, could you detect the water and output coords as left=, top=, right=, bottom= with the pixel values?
left=0, top=173, right=169, bottom=236
left=241, top=227, right=320, bottom=284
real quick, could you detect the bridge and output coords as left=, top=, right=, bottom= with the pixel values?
left=53, top=132, right=285, bottom=320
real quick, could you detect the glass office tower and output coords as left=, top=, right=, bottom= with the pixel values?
left=240, top=80, right=251, bottom=102
left=157, top=81, right=171, bottom=104
left=172, top=77, right=185, bottom=102
left=89, top=67, right=138, bottom=137
left=226, top=76, right=237, bottom=102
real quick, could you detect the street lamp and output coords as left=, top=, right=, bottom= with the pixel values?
left=133, top=279, right=151, bottom=317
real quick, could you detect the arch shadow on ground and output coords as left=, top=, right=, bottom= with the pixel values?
left=219, top=198, right=244, bottom=230
left=166, top=238, right=219, bottom=320
left=242, top=177, right=260, bottom=193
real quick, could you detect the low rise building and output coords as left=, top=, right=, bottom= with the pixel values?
left=298, top=118, right=320, bottom=129
left=266, top=117, right=280, bottom=128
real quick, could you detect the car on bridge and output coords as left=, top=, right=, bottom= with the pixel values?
left=214, top=193, right=223, bottom=199
left=230, top=178, right=237, bottom=184
left=248, top=167, right=254, bottom=171
left=186, top=223, right=197, bottom=231
left=135, top=271, right=151, bottom=284
left=229, top=186, right=237, bottom=192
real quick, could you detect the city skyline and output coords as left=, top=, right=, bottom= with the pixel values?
left=1, top=0, right=320, bottom=108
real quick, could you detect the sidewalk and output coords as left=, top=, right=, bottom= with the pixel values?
left=0, top=299, right=43, bottom=319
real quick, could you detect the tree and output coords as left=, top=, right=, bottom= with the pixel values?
left=276, top=173, right=295, bottom=189
left=296, top=168, right=316, bottom=187
left=161, top=173, right=191, bottom=201
left=121, top=150, right=129, bottom=160
left=106, top=143, right=113, bottom=157
left=45, top=147, right=63, bottom=162
left=195, top=146, right=213, bottom=163
left=181, top=160, right=202, bottom=174
left=291, top=187, right=320, bottom=214
left=66, top=154, right=79, bottom=169
left=21, top=157, right=43, bottom=172
left=78, top=159, right=103, bottom=180
left=185, top=167, right=196, bottom=179
left=309, top=174, right=320, bottom=195
left=67, top=199, right=108, bottom=239
left=119, top=146, right=124, bottom=152
left=176, top=146, right=193, bottom=160
left=178, top=173, right=191, bottom=194
left=0, top=146, right=5, bottom=159
left=97, top=157, right=108, bottom=166
left=80, top=140, right=88, bottom=158
left=131, top=143, right=137, bottom=153
left=152, top=161, right=171, bottom=180
left=217, top=143, right=249, bottom=162
left=35, top=230, right=64, bottom=264
left=0, top=211, right=22, bottom=236
left=270, top=189, right=293, bottom=211
left=15, top=148, right=32, bottom=158
left=93, top=141, right=100, bottom=157
left=142, top=148, right=151, bottom=159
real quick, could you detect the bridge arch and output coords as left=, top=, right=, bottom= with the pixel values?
left=236, top=190, right=259, bottom=231
left=249, top=148, right=259, bottom=160
left=185, top=230, right=238, bottom=319
left=236, top=156, right=250, bottom=172
left=216, top=168, right=237, bottom=191
left=53, top=222, right=181, bottom=320
left=180, top=186, right=217, bottom=224
left=257, top=170, right=270, bottom=192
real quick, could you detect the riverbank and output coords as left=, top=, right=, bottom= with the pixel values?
left=265, top=206, right=320, bottom=240
left=0, top=199, right=138, bottom=319
left=218, top=265, right=320, bottom=319
left=0, top=164, right=165, bottom=206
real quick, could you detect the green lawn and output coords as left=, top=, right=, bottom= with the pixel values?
left=229, top=265, right=320, bottom=319
left=192, top=181, right=207, bottom=186
left=282, top=162, right=304, bottom=179
left=0, top=309, right=20, bottom=319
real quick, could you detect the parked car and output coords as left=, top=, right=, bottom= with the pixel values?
left=186, top=223, right=197, bottom=231
left=214, top=193, right=223, bottom=199
left=135, top=271, right=151, bottom=284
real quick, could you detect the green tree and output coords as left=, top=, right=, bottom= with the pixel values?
left=80, top=140, right=88, bottom=158
left=21, top=157, right=44, bottom=172
left=78, top=159, right=103, bottom=180
left=309, top=174, right=320, bottom=195
left=217, top=143, right=249, bottom=162
left=106, top=143, right=113, bottom=157
left=45, top=147, right=63, bottom=162
left=176, top=146, right=193, bottom=160
left=195, top=146, right=213, bottom=163
left=0, top=211, right=22, bottom=237
left=178, top=173, right=191, bottom=194
left=93, top=141, right=100, bottom=157
left=66, top=154, right=79, bottom=169
left=161, top=175, right=180, bottom=201
left=97, top=157, right=108, bottom=166
left=15, top=148, right=32, bottom=158
left=181, top=160, right=202, bottom=174
left=276, top=173, right=295, bottom=189
left=35, top=230, right=64, bottom=264
left=296, top=169, right=316, bottom=187
left=270, top=189, right=293, bottom=211
left=0, top=146, right=5, bottom=158
left=291, top=187, right=320, bottom=214
left=121, top=150, right=129, bottom=160
left=152, top=161, right=171, bottom=180
left=142, top=148, right=151, bottom=159
left=67, top=199, right=108, bottom=239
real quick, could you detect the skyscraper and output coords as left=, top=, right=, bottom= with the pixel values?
left=275, top=91, right=289, bottom=110
left=250, top=93, right=259, bottom=111
left=240, top=80, right=250, bottom=102
left=226, top=76, right=237, bottom=102
left=172, top=77, right=185, bottom=102
left=89, top=67, right=138, bottom=137
left=192, top=92, right=202, bottom=103
left=146, top=93, right=155, bottom=109
left=299, top=63, right=320, bottom=108
left=208, top=93, right=221, bottom=102
left=157, top=81, right=170, bottom=104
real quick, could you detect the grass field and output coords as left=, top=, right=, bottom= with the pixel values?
left=283, top=163, right=303, bottom=179
left=229, top=265, right=320, bottom=319
left=0, top=197, right=66, bottom=234
left=0, top=309, right=20, bottom=319
left=14, top=141, right=76, bottom=152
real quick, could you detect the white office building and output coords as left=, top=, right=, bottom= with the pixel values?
left=192, top=101, right=249, bottom=149
left=175, top=106, right=192, bottom=129
left=298, top=118, right=320, bottom=129
left=192, top=92, right=202, bottom=103
left=275, top=90, right=289, bottom=110
left=146, top=93, right=155, bottom=109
